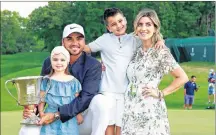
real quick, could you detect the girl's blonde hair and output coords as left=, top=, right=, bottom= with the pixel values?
left=133, top=8, right=163, bottom=45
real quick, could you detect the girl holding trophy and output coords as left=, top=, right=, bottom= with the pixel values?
left=38, top=46, right=83, bottom=135
left=19, top=46, right=83, bottom=135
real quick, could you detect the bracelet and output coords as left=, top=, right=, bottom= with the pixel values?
left=161, top=91, right=165, bottom=98
left=158, top=91, right=161, bottom=100
left=158, top=91, right=164, bottom=101
left=40, top=97, right=45, bottom=102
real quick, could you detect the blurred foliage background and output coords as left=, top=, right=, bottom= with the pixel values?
left=1, top=1, right=215, bottom=54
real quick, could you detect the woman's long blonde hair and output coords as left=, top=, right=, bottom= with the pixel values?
left=133, top=8, right=163, bottom=46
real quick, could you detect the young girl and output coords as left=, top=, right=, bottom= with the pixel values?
left=38, top=46, right=83, bottom=135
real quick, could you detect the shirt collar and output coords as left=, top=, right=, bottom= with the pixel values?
left=71, top=52, right=85, bottom=66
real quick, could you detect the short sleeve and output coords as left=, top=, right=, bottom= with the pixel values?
left=73, top=79, right=82, bottom=93
left=40, top=77, right=49, bottom=91
left=194, top=83, right=198, bottom=89
left=159, top=48, right=180, bottom=74
left=184, top=83, right=187, bottom=89
left=88, top=34, right=107, bottom=52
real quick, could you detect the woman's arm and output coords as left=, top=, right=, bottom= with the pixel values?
left=162, top=67, right=188, bottom=96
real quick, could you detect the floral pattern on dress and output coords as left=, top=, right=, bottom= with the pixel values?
left=122, top=47, right=179, bottom=135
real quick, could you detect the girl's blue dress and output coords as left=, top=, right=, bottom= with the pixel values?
left=40, top=77, right=81, bottom=135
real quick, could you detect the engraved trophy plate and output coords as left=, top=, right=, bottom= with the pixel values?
left=5, top=76, right=43, bottom=125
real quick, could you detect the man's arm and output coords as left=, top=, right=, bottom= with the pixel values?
left=184, top=89, right=186, bottom=96
left=184, top=83, right=187, bottom=96
left=195, top=83, right=199, bottom=92
left=40, top=57, right=51, bottom=76
left=59, top=62, right=102, bottom=123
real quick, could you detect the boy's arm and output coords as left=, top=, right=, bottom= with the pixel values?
left=83, top=45, right=92, bottom=53
left=87, top=34, right=106, bottom=53
left=155, top=39, right=166, bottom=49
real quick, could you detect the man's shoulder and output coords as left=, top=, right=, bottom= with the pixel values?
left=83, top=53, right=101, bottom=67
left=185, top=81, right=190, bottom=85
left=43, top=56, right=51, bottom=64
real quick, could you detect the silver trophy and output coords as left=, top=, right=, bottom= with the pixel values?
left=5, top=76, right=43, bottom=125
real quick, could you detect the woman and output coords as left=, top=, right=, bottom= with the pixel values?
left=121, top=9, right=188, bottom=135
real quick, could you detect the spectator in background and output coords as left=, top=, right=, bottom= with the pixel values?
left=207, top=69, right=215, bottom=108
left=184, top=75, right=199, bottom=109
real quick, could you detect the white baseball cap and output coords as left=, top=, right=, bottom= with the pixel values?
left=62, top=23, right=85, bottom=38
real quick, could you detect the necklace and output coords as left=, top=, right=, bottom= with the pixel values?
left=129, top=48, right=143, bottom=97
left=129, top=47, right=156, bottom=97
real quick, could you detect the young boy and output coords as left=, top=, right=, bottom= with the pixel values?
left=84, top=8, right=164, bottom=135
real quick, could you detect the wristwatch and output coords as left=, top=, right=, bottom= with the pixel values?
left=54, top=112, right=60, bottom=121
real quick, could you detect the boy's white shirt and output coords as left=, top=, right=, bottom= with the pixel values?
left=88, top=33, right=141, bottom=94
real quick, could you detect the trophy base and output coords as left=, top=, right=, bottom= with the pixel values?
left=20, top=114, right=40, bottom=125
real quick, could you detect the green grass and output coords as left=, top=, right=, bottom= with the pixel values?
left=159, top=62, right=216, bottom=109
left=168, top=109, right=215, bottom=135
left=1, top=110, right=214, bottom=135
left=1, top=52, right=216, bottom=111
left=1, top=52, right=49, bottom=111
left=1, top=53, right=215, bottom=135
left=1, top=52, right=49, bottom=77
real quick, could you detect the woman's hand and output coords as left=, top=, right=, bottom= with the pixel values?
left=142, top=87, right=159, bottom=98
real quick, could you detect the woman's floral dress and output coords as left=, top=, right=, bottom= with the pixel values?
left=122, top=47, right=180, bottom=135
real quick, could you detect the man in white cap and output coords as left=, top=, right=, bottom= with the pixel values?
left=23, top=23, right=112, bottom=135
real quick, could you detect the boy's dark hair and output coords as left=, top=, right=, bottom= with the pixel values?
left=191, top=75, right=196, bottom=79
left=103, top=7, right=123, bottom=25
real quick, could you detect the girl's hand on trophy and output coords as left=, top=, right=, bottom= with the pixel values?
left=23, top=106, right=35, bottom=119
left=39, top=112, right=45, bottom=118
left=37, top=113, right=55, bottom=125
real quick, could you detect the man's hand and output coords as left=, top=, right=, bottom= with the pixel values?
left=37, top=113, right=55, bottom=125
left=154, top=40, right=166, bottom=49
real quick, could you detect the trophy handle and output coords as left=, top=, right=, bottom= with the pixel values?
left=5, top=79, right=19, bottom=105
